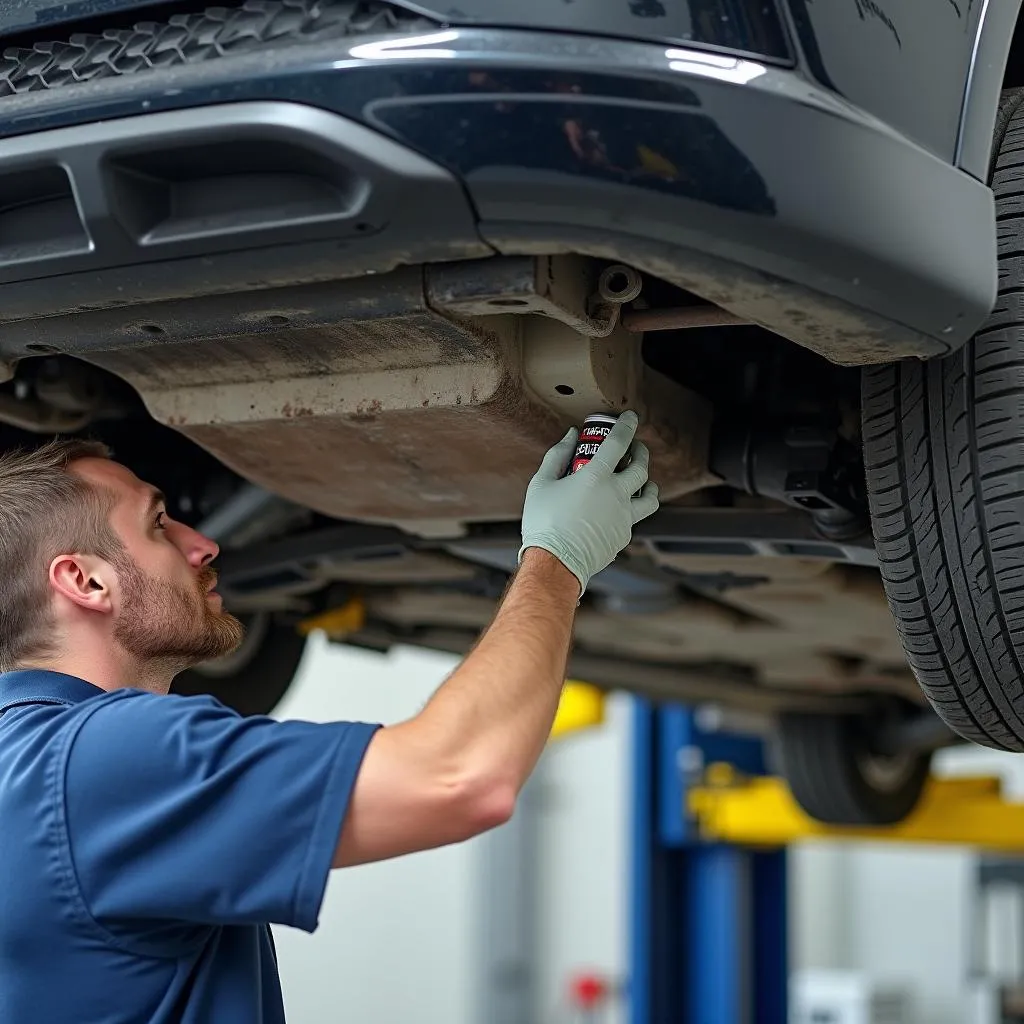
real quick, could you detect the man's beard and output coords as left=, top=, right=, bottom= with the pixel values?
left=111, top=554, right=245, bottom=671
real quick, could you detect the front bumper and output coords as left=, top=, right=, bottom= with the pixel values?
left=0, top=26, right=996, bottom=365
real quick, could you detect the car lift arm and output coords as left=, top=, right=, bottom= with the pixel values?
left=690, top=769, right=1024, bottom=854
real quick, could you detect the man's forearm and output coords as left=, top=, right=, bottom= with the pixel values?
left=333, top=415, right=657, bottom=867
left=413, top=547, right=580, bottom=794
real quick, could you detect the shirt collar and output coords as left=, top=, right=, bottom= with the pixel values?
left=0, top=669, right=106, bottom=714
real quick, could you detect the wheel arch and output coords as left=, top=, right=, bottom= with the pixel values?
left=959, top=0, right=1024, bottom=179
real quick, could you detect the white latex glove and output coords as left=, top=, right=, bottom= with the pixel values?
left=518, top=410, right=660, bottom=594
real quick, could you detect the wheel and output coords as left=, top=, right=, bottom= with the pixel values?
left=862, top=88, right=1024, bottom=752
left=171, top=612, right=308, bottom=716
left=775, top=710, right=932, bottom=826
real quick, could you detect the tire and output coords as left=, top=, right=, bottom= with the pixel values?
left=775, top=711, right=932, bottom=826
left=862, top=88, right=1024, bottom=752
left=171, top=612, right=308, bottom=716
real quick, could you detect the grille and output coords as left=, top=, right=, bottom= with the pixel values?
left=0, top=0, right=435, bottom=98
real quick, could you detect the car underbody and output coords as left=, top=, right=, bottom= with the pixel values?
left=0, top=251, right=917, bottom=719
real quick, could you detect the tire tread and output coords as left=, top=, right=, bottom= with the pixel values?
left=862, top=89, right=1024, bottom=751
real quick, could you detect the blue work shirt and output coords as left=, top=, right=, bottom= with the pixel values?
left=0, top=668, right=379, bottom=1024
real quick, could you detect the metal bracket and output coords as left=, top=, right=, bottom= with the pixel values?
left=426, top=255, right=640, bottom=338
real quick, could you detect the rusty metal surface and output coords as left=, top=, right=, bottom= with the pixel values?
left=482, top=226, right=950, bottom=365
left=622, top=305, right=750, bottom=332
left=177, top=378, right=564, bottom=524
left=348, top=620, right=871, bottom=714
left=358, top=566, right=918, bottom=699
left=427, top=254, right=618, bottom=337
left=85, top=261, right=715, bottom=529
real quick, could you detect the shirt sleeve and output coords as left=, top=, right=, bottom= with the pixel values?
left=61, top=690, right=379, bottom=936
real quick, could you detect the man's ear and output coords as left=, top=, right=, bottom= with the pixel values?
left=49, top=553, right=115, bottom=614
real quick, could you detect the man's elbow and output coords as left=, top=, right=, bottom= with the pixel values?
left=447, top=773, right=517, bottom=839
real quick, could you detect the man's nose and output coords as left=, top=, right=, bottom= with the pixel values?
left=173, top=521, right=220, bottom=567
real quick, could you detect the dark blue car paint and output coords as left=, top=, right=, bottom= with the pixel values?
left=0, top=27, right=997, bottom=365
left=0, top=0, right=1006, bottom=362
left=388, top=0, right=793, bottom=60
left=395, top=0, right=1002, bottom=168
left=0, top=0, right=167, bottom=35
left=2, top=0, right=1018, bottom=175
left=0, top=29, right=973, bottom=228
left=956, top=0, right=1024, bottom=179
left=0, top=0, right=793, bottom=57
left=0, top=37, right=790, bottom=228
left=786, top=0, right=987, bottom=163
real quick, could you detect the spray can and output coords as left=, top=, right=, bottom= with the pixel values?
left=568, top=413, right=622, bottom=474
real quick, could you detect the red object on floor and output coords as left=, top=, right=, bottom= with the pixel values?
left=569, top=972, right=609, bottom=1010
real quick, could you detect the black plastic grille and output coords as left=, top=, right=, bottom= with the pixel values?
left=0, top=0, right=434, bottom=98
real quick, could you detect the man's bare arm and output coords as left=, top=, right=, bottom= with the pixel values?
left=334, top=547, right=578, bottom=866
left=333, top=412, right=659, bottom=867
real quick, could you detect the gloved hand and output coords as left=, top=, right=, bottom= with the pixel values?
left=519, top=410, right=660, bottom=595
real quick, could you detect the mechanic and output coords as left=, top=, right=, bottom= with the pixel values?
left=0, top=410, right=658, bottom=1024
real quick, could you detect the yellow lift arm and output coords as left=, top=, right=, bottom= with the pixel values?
left=550, top=681, right=605, bottom=739
left=690, top=767, right=1024, bottom=853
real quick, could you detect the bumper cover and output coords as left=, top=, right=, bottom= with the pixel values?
left=0, top=27, right=997, bottom=365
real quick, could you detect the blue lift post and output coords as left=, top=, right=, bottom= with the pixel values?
left=629, top=698, right=788, bottom=1024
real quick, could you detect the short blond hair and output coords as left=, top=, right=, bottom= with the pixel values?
left=0, top=437, right=122, bottom=670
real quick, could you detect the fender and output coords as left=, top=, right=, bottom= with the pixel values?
left=957, top=0, right=1024, bottom=180
left=784, top=0, right=987, bottom=164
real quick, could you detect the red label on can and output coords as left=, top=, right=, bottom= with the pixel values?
left=570, top=422, right=613, bottom=474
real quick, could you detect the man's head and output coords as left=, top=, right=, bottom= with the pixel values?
left=0, top=438, right=244, bottom=683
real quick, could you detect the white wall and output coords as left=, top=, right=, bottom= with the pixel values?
left=841, top=842, right=974, bottom=1024
left=790, top=843, right=854, bottom=971
left=534, top=693, right=633, bottom=1024
left=271, top=635, right=480, bottom=1024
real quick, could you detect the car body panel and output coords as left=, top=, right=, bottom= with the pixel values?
left=4, top=0, right=1008, bottom=176
left=394, top=0, right=794, bottom=59
left=956, top=0, right=1024, bottom=178
left=0, top=28, right=998, bottom=364
left=785, top=0, right=985, bottom=162
left=0, top=0, right=793, bottom=59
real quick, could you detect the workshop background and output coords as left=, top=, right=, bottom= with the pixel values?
left=269, top=635, right=1024, bottom=1024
